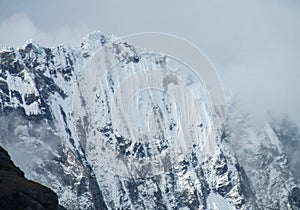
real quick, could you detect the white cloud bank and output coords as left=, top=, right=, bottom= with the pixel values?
left=0, top=13, right=92, bottom=48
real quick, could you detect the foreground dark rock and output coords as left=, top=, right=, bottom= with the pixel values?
left=0, top=146, right=59, bottom=210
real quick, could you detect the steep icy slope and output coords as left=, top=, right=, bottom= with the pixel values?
left=0, top=35, right=107, bottom=209
left=0, top=31, right=298, bottom=209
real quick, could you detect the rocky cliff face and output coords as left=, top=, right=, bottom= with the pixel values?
left=0, top=31, right=299, bottom=209
left=0, top=146, right=59, bottom=210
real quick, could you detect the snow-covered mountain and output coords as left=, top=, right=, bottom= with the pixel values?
left=0, top=31, right=299, bottom=209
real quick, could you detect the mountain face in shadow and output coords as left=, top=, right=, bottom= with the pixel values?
left=0, top=146, right=59, bottom=210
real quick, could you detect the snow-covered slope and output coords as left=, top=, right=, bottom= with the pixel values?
left=0, top=31, right=299, bottom=209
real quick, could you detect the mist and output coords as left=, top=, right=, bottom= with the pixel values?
left=0, top=0, right=299, bottom=126
left=0, top=111, right=62, bottom=179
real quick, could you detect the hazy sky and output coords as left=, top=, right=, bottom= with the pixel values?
left=0, top=0, right=299, bottom=125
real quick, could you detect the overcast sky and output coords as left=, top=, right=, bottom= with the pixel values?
left=0, top=0, right=299, bottom=125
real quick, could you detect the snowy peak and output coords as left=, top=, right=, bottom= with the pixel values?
left=81, top=30, right=107, bottom=53
left=0, top=32, right=299, bottom=209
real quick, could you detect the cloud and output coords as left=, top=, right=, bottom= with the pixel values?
left=0, top=13, right=93, bottom=48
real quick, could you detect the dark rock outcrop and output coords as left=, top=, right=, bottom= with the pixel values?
left=0, top=146, right=59, bottom=210
left=289, top=187, right=300, bottom=209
